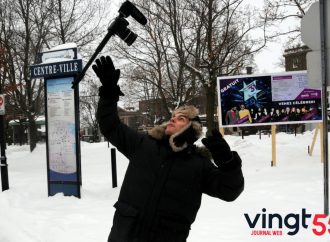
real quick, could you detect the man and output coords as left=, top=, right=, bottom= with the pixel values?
left=225, top=106, right=239, bottom=125
left=238, top=104, right=252, bottom=123
left=94, top=56, right=244, bottom=242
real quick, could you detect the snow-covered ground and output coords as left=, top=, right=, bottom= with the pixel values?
left=0, top=130, right=329, bottom=242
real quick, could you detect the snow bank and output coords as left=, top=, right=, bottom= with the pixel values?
left=0, top=131, right=326, bottom=242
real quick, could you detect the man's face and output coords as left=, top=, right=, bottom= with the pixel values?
left=165, top=113, right=190, bottom=136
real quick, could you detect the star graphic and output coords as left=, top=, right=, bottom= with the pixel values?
left=239, top=80, right=261, bottom=101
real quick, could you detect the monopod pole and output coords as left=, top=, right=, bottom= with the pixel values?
left=71, top=31, right=114, bottom=88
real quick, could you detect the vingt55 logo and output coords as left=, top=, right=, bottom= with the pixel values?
left=244, top=208, right=330, bottom=236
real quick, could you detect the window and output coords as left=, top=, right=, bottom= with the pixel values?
left=292, top=57, right=300, bottom=69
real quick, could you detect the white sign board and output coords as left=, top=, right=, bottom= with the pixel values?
left=46, top=77, right=77, bottom=180
left=218, top=71, right=322, bottom=127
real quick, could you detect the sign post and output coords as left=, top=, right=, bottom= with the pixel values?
left=30, top=45, right=82, bottom=198
left=301, top=0, right=329, bottom=216
left=271, top=125, right=276, bottom=167
left=0, top=92, right=9, bottom=191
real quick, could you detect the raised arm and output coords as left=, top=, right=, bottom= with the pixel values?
left=94, top=56, right=144, bottom=159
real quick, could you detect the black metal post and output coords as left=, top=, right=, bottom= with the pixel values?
left=0, top=113, right=9, bottom=191
left=111, top=148, right=117, bottom=188
left=74, top=84, right=82, bottom=189
left=320, top=0, right=329, bottom=216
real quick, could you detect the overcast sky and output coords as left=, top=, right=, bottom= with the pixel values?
left=254, top=41, right=287, bottom=74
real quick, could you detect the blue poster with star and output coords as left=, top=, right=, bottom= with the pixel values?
left=218, top=71, right=322, bottom=127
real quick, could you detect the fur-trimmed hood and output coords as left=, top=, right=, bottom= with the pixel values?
left=147, top=122, right=195, bottom=152
left=148, top=123, right=211, bottom=159
left=148, top=123, right=168, bottom=141
left=148, top=105, right=204, bottom=152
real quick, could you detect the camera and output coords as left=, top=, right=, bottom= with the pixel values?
left=71, top=1, right=147, bottom=88
left=109, top=0, right=147, bottom=46
left=109, top=17, right=137, bottom=46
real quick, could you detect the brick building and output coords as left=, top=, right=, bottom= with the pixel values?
left=138, top=94, right=207, bottom=127
left=118, top=107, right=144, bottom=130
left=283, top=45, right=311, bottom=71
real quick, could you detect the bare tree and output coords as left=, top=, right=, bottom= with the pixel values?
left=79, top=78, right=100, bottom=142
left=114, top=0, right=268, bottom=132
left=43, top=0, right=109, bottom=143
left=46, top=0, right=107, bottom=52
left=184, top=0, right=269, bottom=132
left=112, top=2, right=193, bottom=117
left=0, top=0, right=109, bottom=151
left=262, top=0, right=317, bottom=44
left=0, top=0, right=52, bottom=151
left=113, top=0, right=209, bottom=120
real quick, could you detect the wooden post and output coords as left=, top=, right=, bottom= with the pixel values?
left=309, top=124, right=320, bottom=156
left=320, top=123, right=324, bottom=163
left=271, top=125, right=277, bottom=167
left=220, top=128, right=225, bottom=137
left=308, top=123, right=323, bottom=163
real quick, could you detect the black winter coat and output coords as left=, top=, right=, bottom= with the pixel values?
left=97, top=99, right=244, bottom=242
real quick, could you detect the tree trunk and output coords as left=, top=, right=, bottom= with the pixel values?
left=28, top=116, right=37, bottom=152
left=205, top=75, right=217, bottom=136
left=18, top=120, right=25, bottom=146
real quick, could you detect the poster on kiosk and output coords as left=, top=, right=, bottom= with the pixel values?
left=30, top=44, right=82, bottom=198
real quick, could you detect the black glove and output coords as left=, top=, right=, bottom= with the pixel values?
left=201, top=129, right=233, bottom=166
left=92, top=56, right=124, bottom=101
